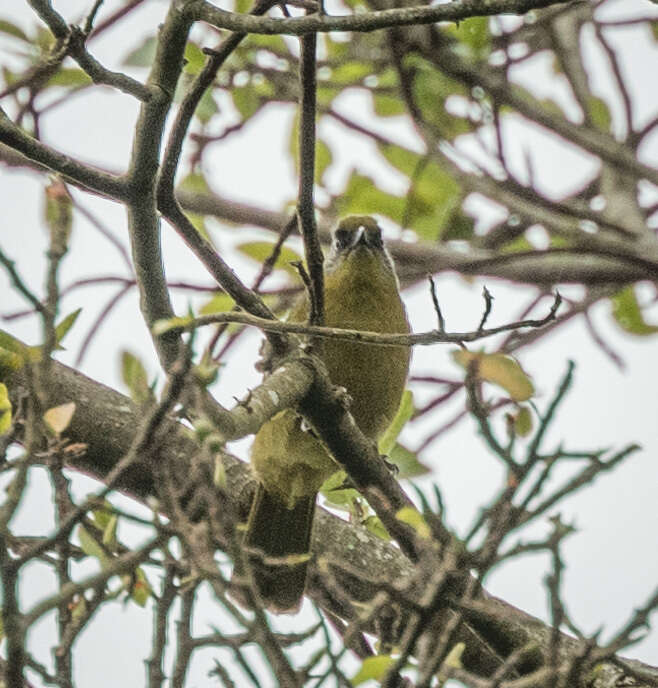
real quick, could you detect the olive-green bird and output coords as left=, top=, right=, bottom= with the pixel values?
left=243, top=216, right=410, bottom=611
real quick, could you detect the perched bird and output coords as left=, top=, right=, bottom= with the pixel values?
left=243, top=215, right=410, bottom=611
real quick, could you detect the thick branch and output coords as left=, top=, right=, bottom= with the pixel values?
left=3, top=357, right=657, bottom=687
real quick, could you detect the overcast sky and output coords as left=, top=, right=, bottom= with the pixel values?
left=1, top=0, right=658, bottom=685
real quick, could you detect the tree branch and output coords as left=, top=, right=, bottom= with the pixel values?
left=187, top=0, right=573, bottom=36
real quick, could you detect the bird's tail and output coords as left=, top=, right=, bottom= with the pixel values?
left=242, top=484, right=316, bottom=612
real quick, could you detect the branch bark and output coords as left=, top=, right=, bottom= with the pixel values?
left=3, top=357, right=658, bottom=687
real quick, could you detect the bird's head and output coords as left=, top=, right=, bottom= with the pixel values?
left=326, top=216, right=397, bottom=283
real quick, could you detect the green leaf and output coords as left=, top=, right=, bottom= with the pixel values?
left=102, top=514, right=118, bottom=549
left=44, top=179, right=73, bottom=254
left=234, top=0, right=252, bottom=13
left=183, top=41, right=206, bottom=75
left=410, top=61, right=470, bottom=139
left=396, top=506, right=431, bottom=539
left=179, top=171, right=210, bottom=195
left=372, top=93, right=406, bottom=117
left=288, top=114, right=333, bottom=185
left=246, top=34, right=288, bottom=52
left=335, top=170, right=405, bottom=224
left=237, top=241, right=303, bottom=275
left=77, top=524, right=109, bottom=566
left=121, top=351, right=151, bottom=405
left=587, top=95, right=611, bottom=133
left=91, top=499, right=114, bottom=532
left=378, top=144, right=461, bottom=239
left=452, top=350, right=535, bottom=402
left=362, top=515, right=391, bottom=541
left=54, top=308, right=82, bottom=346
left=513, top=406, right=533, bottom=437
left=0, top=330, right=36, bottom=373
left=650, top=22, right=658, bottom=42
left=122, top=37, right=157, bottom=67
left=508, top=84, right=566, bottom=120
left=70, top=596, right=87, bottom=623
left=442, top=209, right=475, bottom=241
left=330, top=61, right=372, bottom=85
left=176, top=172, right=210, bottom=237
left=379, top=390, right=414, bottom=455
left=388, top=443, right=430, bottom=479
left=315, top=138, right=333, bottom=185
left=47, top=68, right=92, bottom=88
left=196, top=87, right=218, bottom=124
left=322, top=486, right=361, bottom=510
left=444, top=642, right=465, bottom=668
left=0, top=383, right=11, bottom=435
left=199, top=292, right=235, bottom=315
left=320, top=470, right=348, bottom=493
left=611, top=286, right=658, bottom=336
left=232, top=85, right=261, bottom=120
left=352, top=655, right=395, bottom=685
left=0, top=19, right=29, bottom=42
left=152, top=315, right=194, bottom=336
left=129, top=568, right=152, bottom=607
left=450, top=17, right=490, bottom=56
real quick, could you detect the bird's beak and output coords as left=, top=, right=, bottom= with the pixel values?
left=353, top=226, right=367, bottom=248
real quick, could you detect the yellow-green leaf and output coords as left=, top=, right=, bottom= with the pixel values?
left=70, top=596, right=87, bottom=623
left=47, top=68, right=92, bottom=88
left=43, top=402, right=76, bottom=435
left=54, top=308, right=81, bottom=345
left=183, top=41, right=205, bottom=75
left=152, top=315, right=193, bottom=336
left=0, top=19, right=28, bottom=42
left=102, top=514, right=118, bottom=549
left=363, top=515, right=391, bottom=541
left=0, top=330, right=37, bottom=373
left=379, top=390, right=414, bottom=455
left=587, top=95, right=611, bottom=133
left=396, top=506, right=431, bottom=539
left=330, top=60, right=372, bottom=84
left=237, top=241, right=303, bottom=276
left=77, top=524, right=109, bottom=565
left=200, top=292, right=235, bottom=315
left=122, top=36, right=157, bottom=67
left=121, top=351, right=151, bottom=405
left=0, top=383, right=11, bottom=435
left=352, top=655, right=395, bottom=686
left=232, top=84, right=261, bottom=119
left=177, top=172, right=211, bottom=237
left=452, top=350, right=535, bottom=402
left=514, top=406, right=533, bottom=437
left=372, top=93, right=406, bottom=117
left=444, top=642, right=465, bottom=668
left=129, top=568, right=152, bottom=607
left=611, top=286, right=658, bottom=336
left=90, top=499, right=114, bottom=531
left=388, top=443, right=430, bottom=479
left=289, top=113, right=334, bottom=185
left=336, top=170, right=405, bottom=224
left=214, top=454, right=227, bottom=489
left=450, top=16, right=490, bottom=56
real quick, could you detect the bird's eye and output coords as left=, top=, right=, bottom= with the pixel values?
left=334, top=228, right=351, bottom=248
left=367, top=225, right=383, bottom=247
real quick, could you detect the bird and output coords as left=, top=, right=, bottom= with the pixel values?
left=242, top=215, right=410, bottom=612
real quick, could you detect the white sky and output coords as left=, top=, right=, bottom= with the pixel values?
left=1, top=0, right=658, bottom=686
